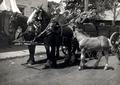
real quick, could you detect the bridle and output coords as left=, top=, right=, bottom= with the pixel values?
left=30, top=8, right=43, bottom=34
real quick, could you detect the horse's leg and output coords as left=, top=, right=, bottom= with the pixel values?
left=116, top=49, right=120, bottom=65
left=56, top=46, right=60, bottom=59
left=64, top=44, right=72, bottom=65
left=44, top=44, right=57, bottom=68
left=71, top=38, right=79, bottom=63
left=44, top=44, right=52, bottom=68
left=51, top=46, right=57, bottom=67
left=68, top=45, right=73, bottom=64
left=104, top=51, right=109, bottom=70
left=71, top=46, right=77, bottom=64
left=27, top=45, right=36, bottom=65
left=71, top=45, right=79, bottom=65
left=94, top=51, right=102, bottom=68
left=78, top=48, right=85, bottom=70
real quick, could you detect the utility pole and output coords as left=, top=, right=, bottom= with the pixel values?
left=84, top=0, right=89, bottom=11
left=113, top=0, right=118, bottom=26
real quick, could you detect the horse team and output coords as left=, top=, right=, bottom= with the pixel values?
left=12, top=7, right=120, bottom=70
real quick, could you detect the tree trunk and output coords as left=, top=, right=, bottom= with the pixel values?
left=84, top=0, right=89, bottom=11
left=112, top=4, right=116, bottom=26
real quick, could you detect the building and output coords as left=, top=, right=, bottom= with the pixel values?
left=0, top=0, right=21, bottom=13
left=0, top=0, right=48, bottom=47
left=0, top=0, right=48, bottom=16
left=16, top=0, right=48, bottom=16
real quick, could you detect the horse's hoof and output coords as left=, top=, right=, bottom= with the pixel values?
left=27, top=63, right=33, bottom=67
left=78, top=66, right=82, bottom=71
left=43, top=63, right=57, bottom=69
left=26, top=60, right=35, bottom=65
left=64, top=60, right=70, bottom=66
left=52, top=65, right=57, bottom=68
left=43, top=65, right=51, bottom=69
left=94, top=64, right=98, bottom=68
left=104, top=64, right=108, bottom=70
left=94, top=66, right=97, bottom=69
left=104, top=66, right=108, bottom=70
left=94, top=65, right=98, bottom=69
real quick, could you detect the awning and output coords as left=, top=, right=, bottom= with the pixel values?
left=0, top=0, right=21, bottom=13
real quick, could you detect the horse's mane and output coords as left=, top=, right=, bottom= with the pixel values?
left=76, top=28, right=90, bottom=37
left=14, top=12, right=28, bottom=23
left=41, top=8, right=51, bottom=21
left=12, top=12, right=28, bottom=31
left=40, top=8, right=51, bottom=29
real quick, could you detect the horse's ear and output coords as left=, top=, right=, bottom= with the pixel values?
left=31, top=7, right=37, bottom=10
left=37, top=4, right=43, bottom=9
left=40, top=4, right=43, bottom=8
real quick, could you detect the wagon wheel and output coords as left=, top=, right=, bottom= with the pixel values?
left=61, top=46, right=68, bottom=55
left=110, top=32, right=120, bottom=54
left=110, top=32, right=120, bottom=46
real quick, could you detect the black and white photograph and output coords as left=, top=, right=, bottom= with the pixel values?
left=0, top=0, right=120, bottom=85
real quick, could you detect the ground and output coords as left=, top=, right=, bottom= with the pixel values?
left=0, top=52, right=120, bottom=85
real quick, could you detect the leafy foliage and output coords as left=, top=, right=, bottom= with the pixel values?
left=48, top=0, right=120, bottom=22
left=48, top=1, right=59, bottom=16
left=89, top=0, right=118, bottom=12
left=65, top=0, right=84, bottom=11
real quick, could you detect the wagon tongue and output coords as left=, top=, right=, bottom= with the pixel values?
left=12, top=39, right=37, bottom=45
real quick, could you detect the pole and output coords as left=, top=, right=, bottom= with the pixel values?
left=112, top=0, right=118, bottom=26
left=84, top=0, right=89, bottom=11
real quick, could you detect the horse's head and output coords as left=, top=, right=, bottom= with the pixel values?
left=9, top=12, right=19, bottom=27
left=27, top=6, right=43, bottom=25
left=9, top=12, right=28, bottom=35
left=35, top=6, right=43, bottom=21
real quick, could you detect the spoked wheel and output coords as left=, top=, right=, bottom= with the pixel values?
left=110, top=32, right=120, bottom=46
left=110, top=32, right=120, bottom=54
left=110, top=32, right=120, bottom=62
left=61, top=46, right=68, bottom=55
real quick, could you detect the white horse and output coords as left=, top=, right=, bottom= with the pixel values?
left=74, top=28, right=115, bottom=70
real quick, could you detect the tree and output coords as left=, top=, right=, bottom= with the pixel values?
left=89, top=0, right=120, bottom=26
left=48, top=1, right=59, bottom=17
left=112, top=0, right=120, bottom=26
left=65, top=0, right=84, bottom=11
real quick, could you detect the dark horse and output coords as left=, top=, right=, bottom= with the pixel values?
left=12, top=7, right=74, bottom=68
left=10, top=12, right=28, bottom=35
left=29, top=7, right=74, bottom=68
